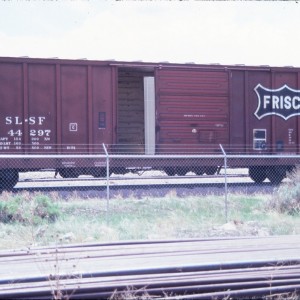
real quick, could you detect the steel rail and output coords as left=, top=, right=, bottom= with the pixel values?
left=1, top=235, right=299, bottom=263
left=2, top=272, right=300, bottom=299
left=3, top=267, right=300, bottom=290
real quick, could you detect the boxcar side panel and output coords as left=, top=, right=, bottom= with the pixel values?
left=229, top=70, right=246, bottom=153
left=246, top=70, right=272, bottom=154
left=28, top=64, right=56, bottom=153
left=0, top=62, right=24, bottom=154
left=272, top=71, right=299, bottom=154
left=60, top=65, right=88, bottom=153
left=92, top=66, right=114, bottom=153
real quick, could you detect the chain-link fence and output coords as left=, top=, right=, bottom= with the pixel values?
left=0, top=147, right=299, bottom=204
left=0, top=145, right=300, bottom=244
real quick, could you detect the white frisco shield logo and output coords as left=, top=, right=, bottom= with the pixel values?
left=254, top=84, right=300, bottom=120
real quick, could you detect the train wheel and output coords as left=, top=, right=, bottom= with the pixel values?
left=0, top=169, right=19, bottom=190
left=165, top=167, right=176, bottom=176
left=193, top=167, right=205, bottom=175
left=266, top=166, right=286, bottom=185
left=59, top=168, right=79, bottom=178
left=249, top=166, right=267, bottom=183
left=176, top=167, right=188, bottom=176
left=205, top=167, right=218, bottom=175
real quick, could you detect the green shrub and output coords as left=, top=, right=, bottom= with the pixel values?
left=268, top=168, right=300, bottom=214
left=0, top=194, right=60, bottom=225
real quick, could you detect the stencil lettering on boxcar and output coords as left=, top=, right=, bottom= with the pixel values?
left=288, top=128, right=295, bottom=145
left=2, top=116, right=52, bottom=151
left=5, top=116, right=46, bottom=125
left=69, top=123, right=78, bottom=131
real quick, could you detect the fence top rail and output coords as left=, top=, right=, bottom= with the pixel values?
left=0, top=154, right=223, bottom=159
left=0, top=153, right=300, bottom=159
left=0, top=154, right=107, bottom=159
left=226, top=154, right=300, bottom=159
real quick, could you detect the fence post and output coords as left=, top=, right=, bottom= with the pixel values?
left=102, top=144, right=110, bottom=213
left=219, top=144, right=228, bottom=223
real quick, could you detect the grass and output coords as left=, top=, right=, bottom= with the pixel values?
left=0, top=189, right=300, bottom=250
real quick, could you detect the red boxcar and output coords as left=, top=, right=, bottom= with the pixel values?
left=0, top=56, right=300, bottom=188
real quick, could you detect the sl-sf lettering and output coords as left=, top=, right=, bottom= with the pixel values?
left=5, top=116, right=46, bottom=125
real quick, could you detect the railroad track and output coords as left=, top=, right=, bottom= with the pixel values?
left=0, top=236, right=299, bottom=299
left=17, top=172, right=249, bottom=184
left=7, top=169, right=277, bottom=197
left=13, top=182, right=276, bottom=198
